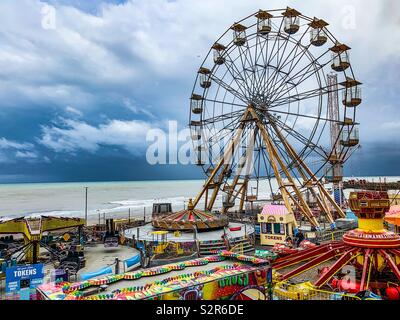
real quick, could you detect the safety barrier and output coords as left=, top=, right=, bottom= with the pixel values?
left=272, top=281, right=362, bottom=300
left=315, top=229, right=348, bottom=243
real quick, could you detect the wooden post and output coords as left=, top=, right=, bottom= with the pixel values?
left=192, top=109, right=250, bottom=209
left=270, top=120, right=345, bottom=219
left=246, top=108, right=298, bottom=228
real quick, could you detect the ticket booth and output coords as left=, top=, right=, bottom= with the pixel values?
left=258, top=205, right=295, bottom=246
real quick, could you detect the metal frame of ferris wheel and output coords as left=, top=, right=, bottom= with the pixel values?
left=188, top=7, right=362, bottom=230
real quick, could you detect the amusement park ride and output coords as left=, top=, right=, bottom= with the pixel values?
left=274, top=191, right=400, bottom=295
left=0, top=216, right=84, bottom=264
left=186, top=7, right=361, bottom=231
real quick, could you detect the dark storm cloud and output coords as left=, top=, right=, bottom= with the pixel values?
left=0, top=0, right=398, bottom=182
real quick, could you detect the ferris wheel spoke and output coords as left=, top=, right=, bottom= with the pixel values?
left=268, top=108, right=341, bottom=125
left=202, top=114, right=242, bottom=142
left=263, top=34, right=298, bottom=98
left=252, top=33, right=271, bottom=97
left=251, top=35, right=265, bottom=95
left=271, top=45, right=331, bottom=99
left=265, top=39, right=312, bottom=102
left=219, top=52, right=251, bottom=100
left=203, top=117, right=245, bottom=162
left=210, top=74, right=249, bottom=103
left=270, top=49, right=331, bottom=103
left=263, top=42, right=301, bottom=99
left=258, top=135, right=279, bottom=196
left=268, top=124, right=322, bottom=189
left=270, top=115, right=329, bottom=159
left=239, top=40, right=265, bottom=99
left=270, top=85, right=331, bottom=108
left=200, top=110, right=244, bottom=125
left=203, top=97, right=247, bottom=108
left=259, top=33, right=289, bottom=95
left=258, top=18, right=285, bottom=94
left=224, top=51, right=253, bottom=98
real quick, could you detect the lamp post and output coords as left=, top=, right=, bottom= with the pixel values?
left=84, top=187, right=88, bottom=227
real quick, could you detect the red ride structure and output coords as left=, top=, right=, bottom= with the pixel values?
left=274, top=191, right=400, bottom=297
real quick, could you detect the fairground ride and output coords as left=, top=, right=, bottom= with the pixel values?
left=0, top=216, right=84, bottom=264
left=188, top=7, right=361, bottom=231
left=274, top=191, right=400, bottom=297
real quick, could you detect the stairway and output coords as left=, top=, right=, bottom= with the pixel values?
left=229, top=237, right=255, bottom=255
left=199, top=240, right=227, bottom=256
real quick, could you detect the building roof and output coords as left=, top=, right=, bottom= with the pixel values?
left=261, top=204, right=289, bottom=216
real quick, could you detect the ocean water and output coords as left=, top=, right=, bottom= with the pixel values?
left=0, top=177, right=398, bottom=221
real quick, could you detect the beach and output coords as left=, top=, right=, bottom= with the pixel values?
left=0, top=177, right=398, bottom=223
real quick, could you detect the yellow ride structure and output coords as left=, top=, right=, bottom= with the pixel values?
left=0, top=216, right=84, bottom=264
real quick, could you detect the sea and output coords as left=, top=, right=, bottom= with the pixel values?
left=0, top=177, right=398, bottom=222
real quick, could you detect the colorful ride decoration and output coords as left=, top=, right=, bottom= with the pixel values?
left=36, top=251, right=270, bottom=300
left=230, top=286, right=266, bottom=300
left=273, top=191, right=400, bottom=299
left=386, top=205, right=400, bottom=234
left=152, top=199, right=228, bottom=231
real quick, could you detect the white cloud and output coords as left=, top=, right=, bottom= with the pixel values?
left=0, top=138, right=39, bottom=163
left=15, top=151, right=38, bottom=159
left=39, top=118, right=155, bottom=154
left=65, top=106, right=83, bottom=117
left=122, top=98, right=155, bottom=118
left=0, top=137, right=33, bottom=150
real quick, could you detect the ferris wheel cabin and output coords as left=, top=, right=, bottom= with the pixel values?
left=340, top=125, right=360, bottom=147
left=212, top=43, right=226, bottom=65
left=195, top=144, right=206, bottom=166
left=191, top=125, right=202, bottom=141
left=231, top=23, right=247, bottom=46
left=340, top=78, right=362, bottom=107
left=309, top=18, right=329, bottom=47
left=190, top=93, right=203, bottom=114
left=325, top=163, right=344, bottom=183
left=330, top=42, right=351, bottom=72
left=255, top=10, right=273, bottom=35
left=282, top=7, right=301, bottom=35
left=198, top=67, right=212, bottom=89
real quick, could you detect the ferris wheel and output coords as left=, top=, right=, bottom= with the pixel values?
left=189, top=7, right=361, bottom=230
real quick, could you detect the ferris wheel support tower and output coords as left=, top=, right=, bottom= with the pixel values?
left=327, top=73, right=344, bottom=207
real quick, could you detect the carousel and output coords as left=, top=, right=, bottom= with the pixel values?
left=152, top=199, right=228, bottom=231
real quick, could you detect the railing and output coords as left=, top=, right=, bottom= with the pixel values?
left=273, top=281, right=362, bottom=301
left=314, top=229, right=348, bottom=243
left=230, top=242, right=244, bottom=254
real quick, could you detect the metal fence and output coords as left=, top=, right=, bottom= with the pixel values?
left=273, top=281, right=362, bottom=300
left=314, top=229, right=348, bottom=243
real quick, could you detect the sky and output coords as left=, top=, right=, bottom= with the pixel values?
left=0, top=0, right=399, bottom=183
